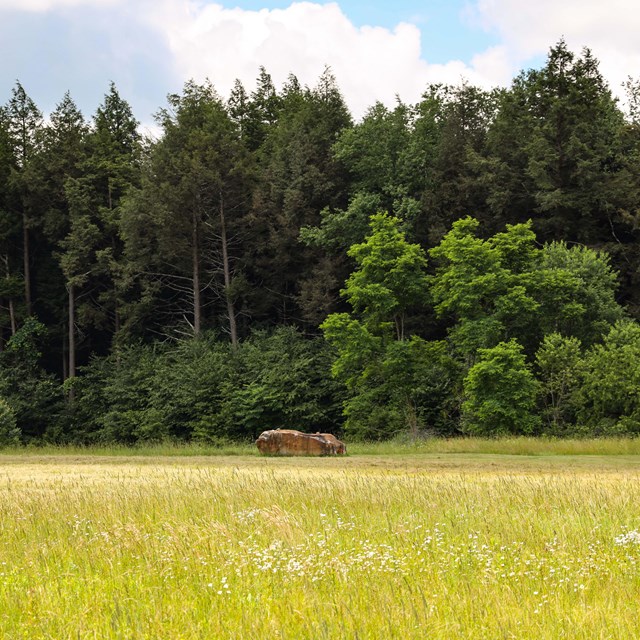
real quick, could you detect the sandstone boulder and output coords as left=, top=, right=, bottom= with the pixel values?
left=256, top=429, right=346, bottom=456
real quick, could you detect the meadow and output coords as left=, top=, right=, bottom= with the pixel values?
left=1, top=441, right=640, bottom=638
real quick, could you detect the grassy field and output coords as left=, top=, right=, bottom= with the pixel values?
left=7, top=435, right=640, bottom=457
left=1, top=446, right=640, bottom=638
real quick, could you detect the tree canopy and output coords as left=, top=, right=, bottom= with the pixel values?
left=2, top=42, right=640, bottom=443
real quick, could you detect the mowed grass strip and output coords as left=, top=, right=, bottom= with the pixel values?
left=1, top=456, right=640, bottom=638
left=5, top=435, right=640, bottom=458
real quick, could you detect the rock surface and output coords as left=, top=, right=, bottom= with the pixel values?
left=256, top=429, right=346, bottom=456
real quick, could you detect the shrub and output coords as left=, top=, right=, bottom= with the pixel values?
left=0, top=398, right=20, bottom=446
left=576, top=321, right=640, bottom=434
left=462, top=339, right=540, bottom=436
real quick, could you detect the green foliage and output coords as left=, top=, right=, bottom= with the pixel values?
left=323, top=213, right=451, bottom=439
left=540, top=242, right=624, bottom=344
left=300, top=191, right=383, bottom=254
left=486, top=41, right=626, bottom=242
left=203, top=327, right=344, bottom=441
left=342, top=212, right=429, bottom=339
left=430, top=217, right=624, bottom=357
left=576, top=321, right=640, bottom=434
left=462, top=340, right=540, bottom=436
left=535, top=333, right=583, bottom=433
left=381, top=337, right=462, bottom=436
left=0, top=397, right=19, bottom=445
left=0, top=318, right=63, bottom=440
left=72, top=328, right=342, bottom=444
left=249, top=68, right=352, bottom=327
left=430, top=217, right=539, bottom=356
left=120, top=79, right=252, bottom=339
left=333, top=101, right=416, bottom=206
left=3, top=46, right=640, bottom=444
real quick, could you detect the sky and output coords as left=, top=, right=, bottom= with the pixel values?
left=1, top=0, right=639, bottom=128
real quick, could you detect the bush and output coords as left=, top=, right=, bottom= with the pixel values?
left=0, top=398, right=20, bottom=446
left=0, top=318, right=63, bottom=441
left=575, top=321, right=640, bottom=434
left=462, top=339, right=540, bottom=436
left=72, top=328, right=344, bottom=444
left=535, top=333, right=583, bottom=434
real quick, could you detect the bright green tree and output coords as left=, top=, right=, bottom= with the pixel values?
left=429, top=217, right=540, bottom=358
left=575, top=321, right=640, bottom=434
left=322, top=213, right=441, bottom=438
left=462, top=339, right=540, bottom=436
left=535, top=333, right=583, bottom=433
left=430, top=217, right=625, bottom=359
left=342, top=213, right=429, bottom=341
left=539, top=241, right=624, bottom=344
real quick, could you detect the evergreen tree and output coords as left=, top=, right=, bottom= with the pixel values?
left=4, top=82, right=43, bottom=317
left=121, top=80, right=252, bottom=343
left=418, top=83, right=497, bottom=243
left=30, top=92, right=88, bottom=379
left=58, top=83, right=140, bottom=361
left=250, top=68, right=352, bottom=326
left=0, top=107, right=21, bottom=344
left=486, top=41, right=626, bottom=244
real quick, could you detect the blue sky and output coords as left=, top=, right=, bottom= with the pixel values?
left=0, top=0, right=636, bottom=125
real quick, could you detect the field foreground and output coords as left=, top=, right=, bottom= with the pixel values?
left=1, top=453, right=640, bottom=638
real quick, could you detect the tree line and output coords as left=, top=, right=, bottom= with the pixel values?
left=1, top=40, right=640, bottom=443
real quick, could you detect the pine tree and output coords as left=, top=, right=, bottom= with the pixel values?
left=4, top=82, right=43, bottom=316
left=486, top=41, right=626, bottom=243
left=28, top=92, right=88, bottom=380
left=70, top=83, right=141, bottom=352
left=250, top=68, right=352, bottom=326
left=121, top=80, right=252, bottom=344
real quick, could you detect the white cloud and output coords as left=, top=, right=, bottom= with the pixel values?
left=140, top=1, right=507, bottom=118
left=469, top=45, right=513, bottom=86
left=5, top=0, right=638, bottom=121
left=470, top=0, right=640, bottom=96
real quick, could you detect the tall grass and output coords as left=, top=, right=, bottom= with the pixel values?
left=3, top=436, right=640, bottom=457
left=1, top=456, right=640, bottom=637
left=348, top=435, right=640, bottom=456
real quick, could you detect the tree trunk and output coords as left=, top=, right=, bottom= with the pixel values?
left=62, top=315, right=68, bottom=381
left=4, top=256, right=16, bottom=336
left=395, top=314, right=405, bottom=342
left=192, top=211, right=201, bottom=336
left=68, top=284, right=75, bottom=379
left=219, top=195, right=238, bottom=349
left=23, top=211, right=31, bottom=315
left=8, top=299, right=16, bottom=336
left=68, top=284, right=76, bottom=401
left=112, top=229, right=120, bottom=340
